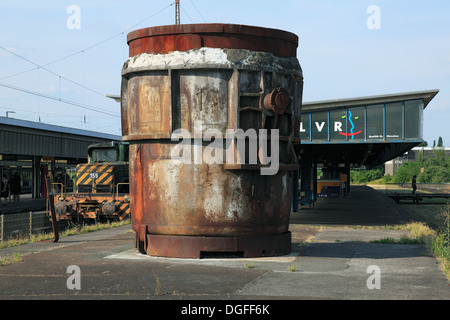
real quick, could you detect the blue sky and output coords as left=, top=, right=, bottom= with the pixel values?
left=0, top=0, right=449, bottom=146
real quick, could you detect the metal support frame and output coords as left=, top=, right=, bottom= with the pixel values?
left=144, top=232, right=292, bottom=259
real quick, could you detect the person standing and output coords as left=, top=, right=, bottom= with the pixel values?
left=10, top=172, right=21, bottom=202
left=412, top=175, right=417, bottom=195
left=1, top=174, right=9, bottom=205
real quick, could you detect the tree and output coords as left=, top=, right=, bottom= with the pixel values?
left=418, top=141, right=428, bottom=147
left=418, top=166, right=450, bottom=183
left=350, top=166, right=384, bottom=183
left=437, top=136, right=444, bottom=148
left=393, top=161, right=421, bottom=183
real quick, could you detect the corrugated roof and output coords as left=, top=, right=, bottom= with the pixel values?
left=0, top=116, right=121, bottom=141
left=302, top=89, right=439, bottom=112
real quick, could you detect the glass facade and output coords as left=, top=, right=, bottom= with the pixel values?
left=385, top=102, right=403, bottom=140
left=349, top=107, right=365, bottom=141
left=404, top=99, right=423, bottom=139
left=366, top=104, right=384, bottom=140
left=300, top=99, right=423, bottom=143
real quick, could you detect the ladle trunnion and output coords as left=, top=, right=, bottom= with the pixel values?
left=121, top=24, right=303, bottom=258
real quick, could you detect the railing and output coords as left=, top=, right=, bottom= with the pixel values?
left=116, top=183, right=130, bottom=197
left=0, top=211, right=53, bottom=244
left=51, top=183, right=64, bottom=198
left=379, top=183, right=450, bottom=195
left=53, top=182, right=130, bottom=197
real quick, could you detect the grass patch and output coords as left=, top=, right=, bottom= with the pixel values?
left=407, top=221, right=437, bottom=239
left=402, top=202, right=448, bottom=230
left=1, top=232, right=54, bottom=249
left=370, top=234, right=425, bottom=245
left=0, top=246, right=22, bottom=266
left=371, top=219, right=450, bottom=279
left=1, top=219, right=131, bottom=249
left=370, top=222, right=435, bottom=245
left=288, top=264, right=297, bottom=272
left=403, top=202, right=450, bottom=279
left=369, top=188, right=450, bottom=279
left=429, top=232, right=450, bottom=277
left=62, top=219, right=131, bottom=237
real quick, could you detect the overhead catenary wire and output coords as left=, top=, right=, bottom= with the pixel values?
left=189, top=0, right=207, bottom=22
left=0, top=1, right=208, bottom=128
left=0, top=3, right=175, bottom=82
left=0, top=2, right=177, bottom=123
left=180, top=5, right=194, bottom=23
left=0, top=46, right=106, bottom=98
left=0, top=81, right=120, bottom=118
left=0, top=105, right=113, bottom=118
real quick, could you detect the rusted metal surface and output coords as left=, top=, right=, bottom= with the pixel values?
left=129, top=143, right=292, bottom=235
left=127, top=24, right=298, bottom=58
left=122, top=24, right=303, bottom=258
left=146, top=233, right=291, bottom=259
left=264, top=88, right=291, bottom=114
left=48, top=195, right=59, bottom=242
left=54, top=194, right=130, bottom=221
left=42, top=166, right=59, bottom=242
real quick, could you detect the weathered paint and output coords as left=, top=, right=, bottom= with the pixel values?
left=127, top=24, right=298, bottom=58
left=129, top=143, right=291, bottom=236
left=122, top=24, right=303, bottom=258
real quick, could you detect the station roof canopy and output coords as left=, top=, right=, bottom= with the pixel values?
left=0, top=116, right=121, bottom=159
left=300, top=89, right=439, bottom=169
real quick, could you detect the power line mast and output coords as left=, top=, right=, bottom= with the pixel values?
left=175, top=0, right=180, bottom=25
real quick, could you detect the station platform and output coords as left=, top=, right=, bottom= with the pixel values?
left=291, top=185, right=415, bottom=226
left=0, top=194, right=46, bottom=215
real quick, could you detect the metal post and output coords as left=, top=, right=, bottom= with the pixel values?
left=1, top=214, right=3, bottom=243
left=48, top=195, right=59, bottom=243
left=44, top=172, right=59, bottom=242
left=32, top=156, right=40, bottom=198
left=291, top=170, right=299, bottom=212
left=29, top=211, right=32, bottom=238
left=175, top=0, right=180, bottom=25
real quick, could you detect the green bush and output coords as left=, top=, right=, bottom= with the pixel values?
left=393, top=146, right=449, bottom=184
left=419, top=166, right=450, bottom=183
left=393, top=161, right=421, bottom=183
left=350, top=166, right=384, bottom=183
left=347, top=141, right=449, bottom=185
left=383, top=174, right=393, bottom=184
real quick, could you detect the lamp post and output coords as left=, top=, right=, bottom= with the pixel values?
left=6, top=111, right=15, bottom=118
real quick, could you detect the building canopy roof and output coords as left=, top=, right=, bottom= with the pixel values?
left=300, top=89, right=439, bottom=169
left=0, top=116, right=120, bottom=159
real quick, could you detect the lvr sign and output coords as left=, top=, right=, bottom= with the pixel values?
left=299, top=99, right=423, bottom=143
left=300, top=110, right=363, bottom=140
